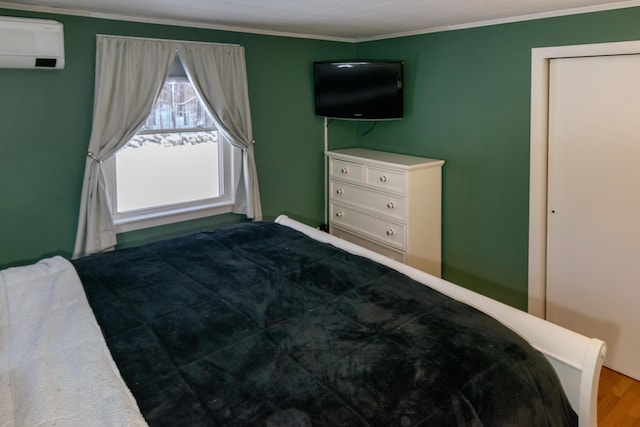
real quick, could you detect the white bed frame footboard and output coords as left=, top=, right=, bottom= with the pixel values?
left=275, top=215, right=606, bottom=427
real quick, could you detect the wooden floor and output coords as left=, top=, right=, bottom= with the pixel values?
left=598, top=367, right=640, bottom=426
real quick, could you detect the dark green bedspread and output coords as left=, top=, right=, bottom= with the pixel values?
left=72, top=221, right=576, bottom=426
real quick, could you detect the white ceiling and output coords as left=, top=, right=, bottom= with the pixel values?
left=2, top=0, right=639, bottom=41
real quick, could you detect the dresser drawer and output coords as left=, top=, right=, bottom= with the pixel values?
left=330, top=203, right=406, bottom=249
left=326, top=148, right=443, bottom=276
left=330, top=225, right=405, bottom=263
left=329, top=180, right=406, bottom=222
left=329, top=158, right=363, bottom=184
left=365, top=166, right=406, bottom=193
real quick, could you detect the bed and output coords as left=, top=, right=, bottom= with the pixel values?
left=0, top=215, right=606, bottom=427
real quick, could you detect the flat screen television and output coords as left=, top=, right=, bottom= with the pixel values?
left=313, top=60, right=404, bottom=120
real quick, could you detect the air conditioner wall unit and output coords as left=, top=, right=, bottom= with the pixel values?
left=0, top=16, right=65, bottom=69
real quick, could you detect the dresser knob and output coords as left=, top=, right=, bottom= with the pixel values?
left=386, top=229, right=395, bottom=236
left=336, top=211, right=344, bottom=218
left=379, top=175, right=388, bottom=182
left=386, top=202, right=395, bottom=209
left=341, top=167, right=349, bottom=174
left=336, top=188, right=344, bottom=195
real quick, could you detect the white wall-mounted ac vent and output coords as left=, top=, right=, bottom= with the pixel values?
left=0, top=16, right=64, bottom=69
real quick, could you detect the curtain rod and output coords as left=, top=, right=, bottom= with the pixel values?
left=96, top=34, right=241, bottom=47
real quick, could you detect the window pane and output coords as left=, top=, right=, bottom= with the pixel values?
left=142, top=80, right=215, bottom=131
left=116, top=131, right=219, bottom=212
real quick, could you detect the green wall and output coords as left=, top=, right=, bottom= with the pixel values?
left=0, top=9, right=354, bottom=269
left=353, top=7, right=640, bottom=308
left=2, top=6, right=640, bottom=310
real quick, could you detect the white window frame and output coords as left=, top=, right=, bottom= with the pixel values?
left=104, top=79, right=238, bottom=233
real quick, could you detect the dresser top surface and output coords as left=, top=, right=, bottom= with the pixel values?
left=326, top=148, right=444, bottom=168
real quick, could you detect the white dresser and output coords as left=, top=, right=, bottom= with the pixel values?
left=326, top=148, right=444, bottom=277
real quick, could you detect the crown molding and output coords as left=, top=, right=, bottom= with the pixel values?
left=0, top=1, right=356, bottom=42
left=2, top=0, right=640, bottom=43
left=356, top=0, right=640, bottom=42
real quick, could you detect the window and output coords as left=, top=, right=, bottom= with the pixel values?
left=107, top=58, right=236, bottom=232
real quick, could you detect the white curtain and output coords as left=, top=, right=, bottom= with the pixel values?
left=73, top=36, right=175, bottom=258
left=178, top=44, right=262, bottom=221
left=73, top=36, right=261, bottom=258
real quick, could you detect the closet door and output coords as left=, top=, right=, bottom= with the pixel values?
left=546, top=54, right=640, bottom=380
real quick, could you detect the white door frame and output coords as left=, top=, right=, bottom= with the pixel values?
left=528, top=40, right=640, bottom=317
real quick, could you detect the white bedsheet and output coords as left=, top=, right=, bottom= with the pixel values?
left=0, top=256, right=147, bottom=427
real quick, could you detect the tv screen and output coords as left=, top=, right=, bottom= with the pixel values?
left=313, top=60, right=404, bottom=120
